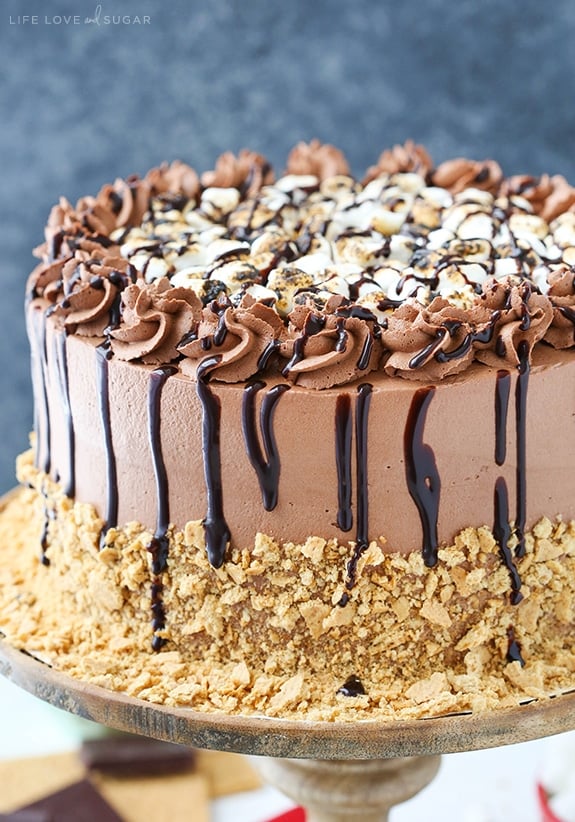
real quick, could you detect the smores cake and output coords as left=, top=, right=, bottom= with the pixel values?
left=1, top=140, right=575, bottom=720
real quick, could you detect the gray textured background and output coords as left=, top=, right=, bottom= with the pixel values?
left=1, top=0, right=575, bottom=493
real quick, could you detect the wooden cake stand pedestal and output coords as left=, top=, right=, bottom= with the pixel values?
left=1, top=639, right=574, bottom=821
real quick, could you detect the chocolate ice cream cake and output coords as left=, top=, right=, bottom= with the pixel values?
left=1, top=140, right=575, bottom=720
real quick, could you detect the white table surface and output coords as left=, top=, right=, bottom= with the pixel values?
left=0, top=674, right=563, bottom=822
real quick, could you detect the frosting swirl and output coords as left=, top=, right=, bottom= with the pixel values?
left=110, top=277, right=202, bottom=364
left=279, top=302, right=382, bottom=389
left=145, top=160, right=200, bottom=201
left=178, top=294, right=286, bottom=382
left=431, top=158, right=503, bottom=194
left=474, top=279, right=553, bottom=368
left=381, top=298, right=495, bottom=380
left=363, top=140, right=433, bottom=184
left=200, top=150, right=274, bottom=197
left=500, top=174, right=555, bottom=214
left=546, top=266, right=575, bottom=349
left=285, top=140, right=350, bottom=180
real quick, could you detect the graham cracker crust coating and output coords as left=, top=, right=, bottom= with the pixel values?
left=1, top=451, right=575, bottom=722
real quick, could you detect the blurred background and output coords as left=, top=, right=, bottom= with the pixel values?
left=2, top=0, right=575, bottom=491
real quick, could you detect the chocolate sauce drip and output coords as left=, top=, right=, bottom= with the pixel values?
left=196, top=357, right=231, bottom=568
left=39, top=483, right=53, bottom=567
left=282, top=313, right=326, bottom=376
left=408, top=328, right=448, bottom=369
left=494, top=370, right=511, bottom=466
left=335, top=394, right=353, bottom=531
left=345, top=383, right=372, bottom=588
left=337, top=674, right=367, bottom=697
left=241, top=381, right=290, bottom=511
left=53, top=331, right=75, bottom=497
left=256, top=339, right=281, bottom=372
left=356, top=333, right=373, bottom=371
left=30, top=307, right=51, bottom=475
left=506, top=626, right=525, bottom=667
left=335, top=393, right=353, bottom=532
left=558, top=304, right=575, bottom=342
left=95, top=342, right=118, bottom=546
left=335, top=317, right=348, bottom=352
left=146, top=366, right=178, bottom=651
left=404, top=387, right=441, bottom=567
left=493, top=477, right=523, bottom=605
left=515, top=342, right=530, bottom=558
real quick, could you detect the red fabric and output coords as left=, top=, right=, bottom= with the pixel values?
left=538, top=783, right=565, bottom=822
left=265, top=808, right=306, bottom=822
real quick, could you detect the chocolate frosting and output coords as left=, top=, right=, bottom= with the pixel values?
left=285, top=139, right=350, bottom=180
left=280, top=303, right=382, bottom=389
left=474, top=278, right=553, bottom=368
left=110, top=277, right=202, bottom=364
left=145, top=160, right=200, bottom=201
left=500, top=174, right=555, bottom=214
left=200, top=150, right=274, bottom=197
left=178, top=294, right=286, bottom=382
left=381, top=297, right=494, bottom=380
left=546, top=266, right=575, bottom=349
left=362, top=140, right=433, bottom=184
left=29, top=141, right=575, bottom=388
left=432, top=158, right=503, bottom=194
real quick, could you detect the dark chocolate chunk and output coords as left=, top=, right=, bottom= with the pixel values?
left=337, top=675, right=367, bottom=697
left=80, top=734, right=195, bottom=776
left=17, top=780, right=123, bottom=822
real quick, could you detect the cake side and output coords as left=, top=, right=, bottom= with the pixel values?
left=35, top=320, right=575, bottom=558
left=1, top=458, right=574, bottom=720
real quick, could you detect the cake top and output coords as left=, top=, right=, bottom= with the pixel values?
left=29, top=140, right=575, bottom=388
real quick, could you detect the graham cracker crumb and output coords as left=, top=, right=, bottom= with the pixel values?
left=1, top=453, right=575, bottom=722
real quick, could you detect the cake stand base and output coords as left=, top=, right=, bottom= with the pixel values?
left=254, top=755, right=441, bottom=821
left=1, top=638, right=575, bottom=821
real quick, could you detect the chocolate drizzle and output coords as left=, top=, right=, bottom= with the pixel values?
left=29, top=307, right=51, bottom=475
left=494, top=370, right=511, bottom=466
left=241, top=381, right=290, bottom=511
left=492, top=367, right=523, bottom=604
left=53, top=331, right=75, bottom=497
left=344, top=383, right=372, bottom=589
left=506, top=626, right=525, bottom=666
left=146, top=365, right=177, bottom=651
left=95, top=342, right=118, bottom=546
left=404, top=387, right=441, bottom=567
left=337, top=674, right=367, bottom=697
left=335, top=394, right=353, bottom=532
left=515, top=341, right=530, bottom=558
left=493, top=477, right=523, bottom=604
left=196, top=357, right=231, bottom=568
left=39, top=482, right=53, bottom=566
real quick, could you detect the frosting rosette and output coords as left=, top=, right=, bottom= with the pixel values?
left=546, top=266, right=575, bottom=349
left=200, top=150, right=274, bottom=197
left=381, top=298, right=495, bottom=380
left=279, top=301, right=382, bottom=389
left=362, top=140, right=433, bottom=184
left=178, top=294, right=286, bottom=382
left=474, top=278, right=553, bottom=368
left=145, top=160, right=200, bottom=201
left=502, top=174, right=575, bottom=222
left=45, top=251, right=134, bottom=336
left=431, top=157, right=503, bottom=194
left=285, top=139, right=350, bottom=180
left=110, top=277, right=202, bottom=364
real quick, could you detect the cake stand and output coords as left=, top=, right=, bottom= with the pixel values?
left=1, top=639, right=574, bottom=820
